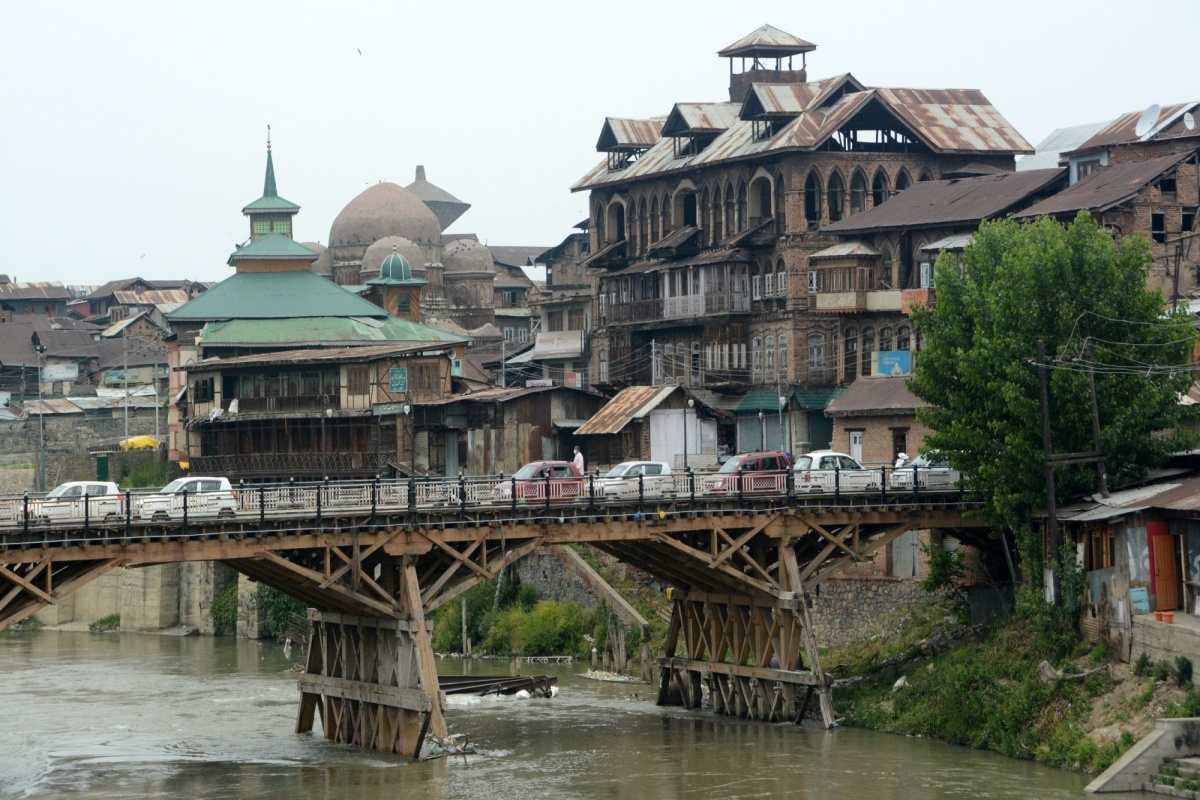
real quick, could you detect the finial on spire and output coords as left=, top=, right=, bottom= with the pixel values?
left=267, top=124, right=272, bottom=151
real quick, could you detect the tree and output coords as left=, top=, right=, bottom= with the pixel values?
left=909, top=212, right=1195, bottom=554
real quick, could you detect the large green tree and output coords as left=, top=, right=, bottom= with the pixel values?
left=909, top=212, right=1196, bottom=543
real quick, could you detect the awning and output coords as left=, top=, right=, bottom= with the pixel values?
left=552, top=419, right=589, bottom=429
left=576, top=385, right=678, bottom=435
left=921, top=233, right=974, bottom=253
left=530, top=331, right=585, bottom=359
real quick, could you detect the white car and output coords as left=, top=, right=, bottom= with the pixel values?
left=137, top=477, right=238, bottom=520
left=28, top=481, right=123, bottom=523
left=595, top=461, right=676, bottom=498
left=889, top=453, right=961, bottom=492
left=793, top=451, right=881, bottom=494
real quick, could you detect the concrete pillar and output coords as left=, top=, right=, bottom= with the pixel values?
left=236, top=573, right=266, bottom=639
left=120, top=564, right=181, bottom=631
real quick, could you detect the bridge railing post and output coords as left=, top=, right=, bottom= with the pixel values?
left=786, top=465, right=794, bottom=509
left=408, top=476, right=417, bottom=527
left=259, top=484, right=266, bottom=529
left=912, top=464, right=919, bottom=502
left=510, top=476, right=517, bottom=519
left=880, top=465, right=888, bottom=504
left=83, top=489, right=89, bottom=538
left=371, top=474, right=378, bottom=528
left=543, top=473, right=551, bottom=520
left=458, top=472, right=466, bottom=523
left=22, top=493, right=28, bottom=536
left=124, top=490, right=131, bottom=542
left=737, top=469, right=744, bottom=509
left=182, top=489, right=188, bottom=537
left=317, top=478, right=323, bottom=526
left=638, top=473, right=644, bottom=517
left=834, top=463, right=841, bottom=505
left=588, top=471, right=596, bottom=516
left=688, top=467, right=695, bottom=510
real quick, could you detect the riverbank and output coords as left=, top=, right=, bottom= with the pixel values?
left=827, top=599, right=1193, bottom=774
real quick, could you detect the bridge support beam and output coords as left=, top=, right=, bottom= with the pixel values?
left=656, top=590, right=835, bottom=728
left=295, top=561, right=446, bottom=757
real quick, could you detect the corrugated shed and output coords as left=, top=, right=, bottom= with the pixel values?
left=1016, top=152, right=1191, bottom=219
left=575, top=385, right=678, bottom=435
left=1059, top=474, right=1200, bottom=521
left=826, top=376, right=929, bottom=417
left=823, top=168, right=1065, bottom=234
left=1017, top=120, right=1114, bottom=172
left=810, top=241, right=880, bottom=259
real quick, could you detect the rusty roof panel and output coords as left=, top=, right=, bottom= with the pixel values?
left=113, top=289, right=190, bottom=305
left=1074, top=102, right=1199, bottom=152
left=1015, top=152, right=1190, bottom=219
left=875, top=88, right=1033, bottom=155
left=662, top=103, right=742, bottom=136
left=826, top=376, right=930, bottom=416
left=0, top=281, right=71, bottom=301
left=823, top=168, right=1066, bottom=234
left=575, top=385, right=678, bottom=436
left=718, top=25, right=817, bottom=58
left=597, top=117, right=664, bottom=151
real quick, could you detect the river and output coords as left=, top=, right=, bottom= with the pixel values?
left=0, top=630, right=1137, bottom=799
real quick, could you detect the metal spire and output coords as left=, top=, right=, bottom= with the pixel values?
left=263, top=125, right=278, bottom=198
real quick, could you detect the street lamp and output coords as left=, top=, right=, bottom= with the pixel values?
left=683, top=396, right=694, bottom=471
left=320, top=393, right=330, bottom=480
left=778, top=394, right=787, bottom=455
left=758, top=409, right=765, bottom=451
left=34, top=343, right=46, bottom=492
left=400, top=403, right=413, bottom=479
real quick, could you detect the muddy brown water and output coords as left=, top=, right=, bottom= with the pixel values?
left=0, top=631, right=1142, bottom=799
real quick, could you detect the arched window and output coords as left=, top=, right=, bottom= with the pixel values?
left=725, top=187, right=737, bottom=237
left=649, top=196, right=660, bottom=244
left=804, top=171, right=822, bottom=228
left=605, top=200, right=626, bottom=243
left=712, top=186, right=724, bottom=244
left=635, top=197, right=647, bottom=254
left=749, top=175, right=772, bottom=224
left=765, top=335, right=776, bottom=378
left=774, top=173, right=786, bottom=235
left=880, top=248, right=893, bottom=288
left=850, top=171, right=868, bottom=215
left=879, top=326, right=893, bottom=352
left=775, top=257, right=787, bottom=297
left=871, top=169, right=889, bottom=207
left=808, top=333, right=825, bottom=375
left=778, top=334, right=788, bottom=379
left=895, top=170, right=911, bottom=193
left=827, top=172, right=846, bottom=222
left=844, top=326, right=858, bottom=381
left=736, top=181, right=748, bottom=231
left=861, top=326, right=875, bottom=376
left=752, top=337, right=762, bottom=382
left=897, top=325, right=911, bottom=351
left=599, top=350, right=608, bottom=383
left=830, top=332, right=839, bottom=378
left=699, top=186, right=710, bottom=239
left=918, top=169, right=933, bottom=182
left=660, top=192, right=671, bottom=236
left=674, top=188, right=697, bottom=229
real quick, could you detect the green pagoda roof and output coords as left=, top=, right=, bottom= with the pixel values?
left=242, top=146, right=299, bottom=214
left=226, top=232, right=319, bottom=265
left=198, top=316, right=464, bottom=347
left=169, top=269, right=388, bottom=322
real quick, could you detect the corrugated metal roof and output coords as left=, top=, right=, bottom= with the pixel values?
left=718, top=25, right=817, bottom=58
left=793, top=387, right=843, bottom=410
left=874, top=88, right=1034, bottom=155
left=662, top=103, right=742, bottom=136
left=575, top=385, right=678, bottom=435
left=648, top=225, right=701, bottom=253
left=170, top=270, right=389, bottom=321
left=112, top=289, right=190, bottom=306
left=823, top=168, right=1065, bottom=234
left=826, top=376, right=930, bottom=417
left=227, top=232, right=319, bottom=265
left=1073, top=102, right=1200, bottom=152
left=198, top=316, right=461, bottom=347
left=22, top=399, right=84, bottom=414
left=1060, top=475, right=1200, bottom=521
left=810, top=241, right=880, bottom=259
left=921, top=233, right=974, bottom=252
left=187, top=342, right=455, bottom=371
left=491, top=246, right=549, bottom=269
left=0, top=282, right=71, bottom=301
left=1017, top=120, right=1114, bottom=172
left=1015, top=152, right=1190, bottom=219
left=597, top=117, right=664, bottom=151
left=420, top=385, right=595, bottom=407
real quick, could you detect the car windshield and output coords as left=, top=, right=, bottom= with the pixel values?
left=793, top=456, right=814, bottom=470
left=512, top=464, right=540, bottom=480
left=605, top=463, right=634, bottom=478
left=159, top=479, right=189, bottom=494
left=717, top=458, right=743, bottom=475
left=912, top=454, right=947, bottom=468
left=45, top=485, right=74, bottom=499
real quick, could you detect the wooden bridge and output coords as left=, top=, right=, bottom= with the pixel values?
left=0, top=475, right=987, bottom=757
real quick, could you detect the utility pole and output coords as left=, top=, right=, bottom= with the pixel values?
left=35, top=343, right=46, bottom=492
left=1083, top=338, right=1108, bottom=497
left=122, top=329, right=129, bottom=443
left=501, top=338, right=506, bottom=389
left=1036, top=340, right=1061, bottom=604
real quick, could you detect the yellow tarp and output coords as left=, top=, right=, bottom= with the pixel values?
left=119, top=435, right=158, bottom=451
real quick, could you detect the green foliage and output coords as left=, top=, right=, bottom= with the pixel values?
left=210, top=582, right=238, bottom=636
left=481, top=599, right=598, bottom=657
left=1154, top=660, right=1172, bottom=683
left=119, top=456, right=170, bottom=490
left=1177, top=656, right=1194, bottom=688
left=1134, top=651, right=1152, bottom=677
left=88, top=613, right=120, bottom=632
left=909, top=212, right=1196, bottom=540
left=918, top=541, right=967, bottom=599
left=1166, top=688, right=1200, bottom=718
left=253, top=585, right=307, bottom=641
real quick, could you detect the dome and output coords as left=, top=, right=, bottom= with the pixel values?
left=362, top=236, right=424, bottom=275
left=442, top=238, right=495, bottom=275
left=380, top=250, right=412, bottom=281
left=329, top=182, right=442, bottom=251
left=303, top=242, right=333, bottom=276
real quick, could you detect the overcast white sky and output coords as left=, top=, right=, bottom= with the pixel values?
left=1, top=0, right=1196, bottom=288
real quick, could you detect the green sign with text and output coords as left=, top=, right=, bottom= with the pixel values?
left=388, top=367, right=408, bottom=393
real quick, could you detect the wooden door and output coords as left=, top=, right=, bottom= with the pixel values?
left=1153, top=535, right=1179, bottom=611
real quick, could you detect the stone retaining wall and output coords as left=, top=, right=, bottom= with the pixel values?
left=809, top=574, right=941, bottom=647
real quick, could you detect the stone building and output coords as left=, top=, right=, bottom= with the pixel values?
left=574, top=24, right=1032, bottom=454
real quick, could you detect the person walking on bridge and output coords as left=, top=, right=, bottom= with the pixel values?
left=573, top=446, right=585, bottom=474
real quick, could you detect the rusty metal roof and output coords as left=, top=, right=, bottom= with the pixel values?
left=1059, top=473, right=1200, bottom=521
left=823, top=168, right=1066, bottom=234
left=112, top=289, right=190, bottom=306
left=420, top=385, right=601, bottom=407
left=575, top=385, right=678, bottom=436
left=718, top=25, right=817, bottom=58
left=662, top=103, right=742, bottom=136
left=874, top=88, right=1033, bottom=155
left=1072, top=102, right=1200, bottom=153
left=825, top=376, right=929, bottom=417
left=185, top=341, right=456, bottom=371
left=1015, top=152, right=1191, bottom=219
left=648, top=225, right=701, bottom=254
left=0, top=281, right=70, bottom=301
left=597, top=117, right=664, bottom=151
left=810, top=241, right=881, bottom=260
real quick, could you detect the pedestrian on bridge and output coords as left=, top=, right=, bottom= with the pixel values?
left=573, top=446, right=584, bottom=474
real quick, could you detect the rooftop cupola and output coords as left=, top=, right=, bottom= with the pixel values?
left=718, top=24, right=816, bottom=104
left=242, top=126, right=300, bottom=242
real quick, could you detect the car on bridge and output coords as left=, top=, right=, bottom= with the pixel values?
left=888, top=452, right=961, bottom=492
left=491, top=461, right=584, bottom=503
left=137, top=477, right=238, bottom=520
left=702, top=451, right=791, bottom=496
left=793, top=451, right=881, bottom=494
left=595, top=461, right=676, bottom=498
left=27, top=481, right=123, bottom=523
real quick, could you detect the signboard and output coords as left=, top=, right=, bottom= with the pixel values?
left=530, top=331, right=584, bottom=359
left=564, top=372, right=581, bottom=388
left=43, top=363, right=79, bottom=381
left=373, top=402, right=409, bottom=417
left=874, top=350, right=912, bottom=376
left=525, top=379, right=553, bottom=388
left=388, top=367, right=408, bottom=393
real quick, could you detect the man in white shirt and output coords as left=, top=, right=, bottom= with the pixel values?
left=572, top=446, right=585, bottom=474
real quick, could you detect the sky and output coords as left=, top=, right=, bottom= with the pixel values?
left=1, top=0, right=1197, bottom=288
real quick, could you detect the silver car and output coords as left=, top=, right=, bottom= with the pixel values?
left=137, top=477, right=238, bottom=520
left=889, top=453, right=961, bottom=491
left=793, top=451, right=881, bottom=493
left=595, top=461, right=676, bottom=498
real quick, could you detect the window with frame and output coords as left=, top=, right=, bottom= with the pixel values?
left=897, top=325, right=911, bottom=351
left=599, top=350, right=608, bottom=383
left=1152, top=213, right=1166, bottom=244
left=765, top=335, right=775, bottom=376
left=807, top=270, right=818, bottom=294
left=751, top=337, right=762, bottom=380
left=415, top=365, right=439, bottom=394
left=753, top=274, right=761, bottom=300
left=194, top=377, right=214, bottom=403
left=347, top=365, right=370, bottom=395
left=252, top=219, right=271, bottom=235
left=1087, top=527, right=1115, bottom=570
left=548, top=311, right=564, bottom=332
left=778, top=334, right=787, bottom=376
left=777, top=265, right=786, bottom=295
left=518, top=327, right=529, bottom=343
left=397, top=293, right=411, bottom=313
left=765, top=273, right=774, bottom=296
left=503, top=327, right=514, bottom=341
left=891, top=429, right=908, bottom=462
left=568, top=309, right=584, bottom=330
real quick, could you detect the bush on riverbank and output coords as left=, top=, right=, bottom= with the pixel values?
left=89, top=613, right=120, bottom=632
left=211, top=583, right=238, bottom=636
left=833, top=588, right=1131, bottom=773
left=254, top=586, right=307, bottom=641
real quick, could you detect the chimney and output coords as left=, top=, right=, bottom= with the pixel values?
left=415, top=165, right=426, bottom=182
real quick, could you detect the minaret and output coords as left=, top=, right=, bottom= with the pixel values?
left=242, top=126, right=301, bottom=242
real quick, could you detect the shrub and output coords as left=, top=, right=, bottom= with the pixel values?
left=89, top=613, right=120, bottom=632
left=1175, top=656, right=1193, bottom=688
left=210, top=582, right=238, bottom=636
left=1134, top=651, right=1152, bottom=677
left=119, top=456, right=170, bottom=490
left=254, top=586, right=307, bottom=641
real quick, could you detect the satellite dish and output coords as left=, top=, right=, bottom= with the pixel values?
left=1185, top=111, right=1197, bottom=131
left=1134, top=104, right=1161, bottom=138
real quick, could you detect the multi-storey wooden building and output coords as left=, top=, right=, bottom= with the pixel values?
left=574, top=24, right=1032, bottom=451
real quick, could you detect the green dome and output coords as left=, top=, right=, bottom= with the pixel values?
left=380, top=249, right=412, bottom=281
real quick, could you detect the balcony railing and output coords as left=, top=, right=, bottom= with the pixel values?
left=192, top=451, right=390, bottom=478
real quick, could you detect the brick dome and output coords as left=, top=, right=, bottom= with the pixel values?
left=302, top=242, right=332, bottom=276
left=329, top=182, right=442, bottom=251
left=362, top=236, right=424, bottom=278
left=442, top=238, right=495, bottom=276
